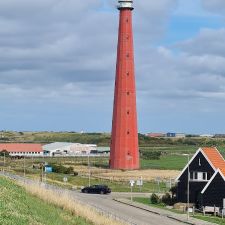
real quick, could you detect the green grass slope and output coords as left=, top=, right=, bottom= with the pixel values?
left=0, top=176, right=91, bottom=225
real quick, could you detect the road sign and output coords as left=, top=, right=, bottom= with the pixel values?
left=136, top=180, right=143, bottom=186
left=129, top=180, right=135, bottom=187
left=63, top=177, right=68, bottom=182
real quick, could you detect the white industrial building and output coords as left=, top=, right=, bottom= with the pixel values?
left=43, top=142, right=97, bottom=156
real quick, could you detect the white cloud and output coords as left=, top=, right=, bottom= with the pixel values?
left=201, top=0, right=225, bottom=14
left=176, top=28, right=225, bottom=57
left=1, top=0, right=225, bottom=132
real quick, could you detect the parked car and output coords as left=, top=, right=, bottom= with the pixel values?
left=81, top=185, right=111, bottom=194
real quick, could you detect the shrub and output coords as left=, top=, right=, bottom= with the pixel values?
left=64, top=166, right=74, bottom=174
left=50, top=164, right=74, bottom=175
left=0, top=150, right=10, bottom=157
left=150, top=193, right=160, bottom=204
left=161, top=193, right=172, bottom=205
left=73, top=171, right=78, bottom=176
left=170, top=185, right=177, bottom=198
left=141, top=151, right=161, bottom=160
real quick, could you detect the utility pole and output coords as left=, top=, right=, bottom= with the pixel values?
left=3, top=151, right=5, bottom=174
left=187, top=154, right=190, bottom=221
left=183, top=153, right=190, bottom=221
left=23, top=156, right=26, bottom=177
left=88, top=154, right=91, bottom=187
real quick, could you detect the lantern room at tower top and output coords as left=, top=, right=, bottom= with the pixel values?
left=117, top=0, right=133, bottom=10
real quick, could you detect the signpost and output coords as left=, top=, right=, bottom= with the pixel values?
left=129, top=180, right=135, bottom=201
left=63, top=176, right=68, bottom=183
left=155, top=177, right=161, bottom=193
left=136, top=177, right=143, bottom=192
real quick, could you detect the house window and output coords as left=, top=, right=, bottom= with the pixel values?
left=194, top=172, right=198, bottom=180
left=190, top=171, right=208, bottom=181
left=199, top=158, right=201, bottom=166
left=198, top=172, right=203, bottom=180
left=207, top=172, right=211, bottom=180
left=203, top=173, right=206, bottom=180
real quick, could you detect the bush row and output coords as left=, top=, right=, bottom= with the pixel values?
left=150, top=193, right=175, bottom=206
left=141, top=151, right=161, bottom=160
left=50, top=164, right=75, bottom=175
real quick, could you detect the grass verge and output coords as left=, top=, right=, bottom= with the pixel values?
left=21, top=180, right=125, bottom=225
left=133, top=197, right=184, bottom=214
left=194, top=214, right=225, bottom=225
left=133, top=197, right=225, bottom=225
left=0, top=176, right=91, bottom=225
left=0, top=176, right=125, bottom=225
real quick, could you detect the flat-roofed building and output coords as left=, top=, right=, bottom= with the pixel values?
left=43, top=142, right=97, bottom=156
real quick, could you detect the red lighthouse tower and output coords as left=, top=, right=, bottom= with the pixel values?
left=110, top=0, right=139, bottom=170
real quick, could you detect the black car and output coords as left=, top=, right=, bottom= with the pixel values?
left=81, top=185, right=111, bottom=194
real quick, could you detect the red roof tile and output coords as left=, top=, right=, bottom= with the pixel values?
left=0, top=143, right=43, bottom=153
left=202, top=147, right=225, bottom=177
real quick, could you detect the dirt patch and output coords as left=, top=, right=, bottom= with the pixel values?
left=68, top=165, right=180, bottom=181
left=96, top=169, right=180, bottom=181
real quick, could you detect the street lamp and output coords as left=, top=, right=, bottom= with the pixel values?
left=183, top=154, right=190, bottom=221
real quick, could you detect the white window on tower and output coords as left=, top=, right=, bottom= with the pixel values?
left=199, top=158, right=201, bottom=166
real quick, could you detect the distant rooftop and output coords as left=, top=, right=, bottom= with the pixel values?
left=0, top=143, right=43, bottom=153
left=43, top=142, right=75, bottom=151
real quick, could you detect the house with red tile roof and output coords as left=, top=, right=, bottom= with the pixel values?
left=0, top=143, right=43, bottom=157
left=176, top=147, right=225, bottom=209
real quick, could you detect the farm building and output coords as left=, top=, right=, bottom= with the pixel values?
left=166, top=133, right=186, bottom=138
left=43, top=142, right=97, bottom=156
left=146, top=133, right=166, bottom=138
left=0, top=143, right=43, bottom=157
left=176, top=147, right=225, bottom=209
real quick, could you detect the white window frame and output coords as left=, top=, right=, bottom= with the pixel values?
left=190, top=171, right=208, bottom=181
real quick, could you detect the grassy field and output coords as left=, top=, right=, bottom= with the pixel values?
left=0, top=176, right=92, bottom=225
left=141, top=155, right=189, bottom=170
left=1, top=154, right=188, bottom=171
left=0, top=153, right=186, bottom=194
left=20, top=171, right=170, bottom=193
left=1, top=155, right=180, bottom=193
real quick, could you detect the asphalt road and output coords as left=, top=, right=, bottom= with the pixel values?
left=69, top=192, right=184, bottom=225
left=1, top=172, right=185, bottom=225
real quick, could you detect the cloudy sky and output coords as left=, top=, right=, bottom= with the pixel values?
left=1, top=0, right=225, bottom=134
